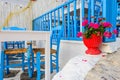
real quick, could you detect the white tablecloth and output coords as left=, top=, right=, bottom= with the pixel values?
left=52, top=53, right=105, bottom=80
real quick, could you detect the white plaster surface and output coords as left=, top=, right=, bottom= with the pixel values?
left=59, top=38, right=120, bottom=69
left=52, top=53, right=105, bottom=80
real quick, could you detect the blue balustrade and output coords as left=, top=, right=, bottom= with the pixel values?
left=33, top=0, right=82, bottom=40
left=33, top=0, right=117, bottom=42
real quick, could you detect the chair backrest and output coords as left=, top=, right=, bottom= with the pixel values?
left=2, top=26, right=26, bottom=49
left=50, top=26, right=63, bottom=52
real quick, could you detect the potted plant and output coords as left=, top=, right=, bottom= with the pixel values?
left=77, top=18, right=118, bottom=55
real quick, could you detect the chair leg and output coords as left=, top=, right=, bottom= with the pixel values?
left=31, top=51, right=34, bottom=74
left=36, top=52, right=41, bottom=80
left=6, top=55, right=10, bottom=74
left=28, top=57, right=32, bottom=78
left=0, top=51, right=5, bottom=79
left=22, top=53, right=25, bottom=71
left=50, top=55, right=53, bottom=73
left=56, top=55, right=59, bottom=72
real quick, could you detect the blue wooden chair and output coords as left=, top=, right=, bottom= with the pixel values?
left=31, top=26, right=63, bottom=80
left=2, top=26, right=32, bottom=77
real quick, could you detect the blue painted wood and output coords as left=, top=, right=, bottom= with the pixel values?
left=50, top=12, right=52, bottom=30
left=36, top=52, right=41, bottom=80
left=91, top=0, right=95, bottom=22
left=33, top=0, right=78, bottom=40
left=27, top=43, right=32, bottom=78
left=117, top=1, right=120, bottom=24
left=50, top=26, right=63, bottom=72
left=58, top=9, right=60, bottom=26
left=0, top=50, right=5, bottom=80
left=67, top=4, right=70, bottom=39
left=6, top=55, right=10, bottom=74
left=102, top=0, right=117, bottom=42
left=54, top=11, right=56, bottom=28
left=82, top=0, right=85, bottom=32
left=62, top=7, right=65, bottom=39
left=88, top=0, right=91, bottom=22
left=74, top=0, right=77, bottom=38
left=22, top=53, right=25, bottom=71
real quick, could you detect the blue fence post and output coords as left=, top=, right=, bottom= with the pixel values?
left=88, top=0, right=91, bottom=22
left=91, top=0, right=95, bottom=22
left=74, top=0, right=77, bottom=38
left=50, top=12, right=52, bottom=30
left=54, top=11, right=56, bottom=28
left=58, top=9, right=60, bottom=26
left=81, top=0, right=85, bottom=32
left=67, top=4, right=70, bottom=39
left=62, top=6, right=65, bottom=39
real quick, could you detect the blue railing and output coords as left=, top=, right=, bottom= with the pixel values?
left=33, top=0, right=117, bottom=42
left=33, top=0, right=82, bottom=40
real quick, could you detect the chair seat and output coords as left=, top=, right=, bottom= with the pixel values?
left=33, top=48, right=56, bottom=54
left=4, top=48, right=27, bottom=54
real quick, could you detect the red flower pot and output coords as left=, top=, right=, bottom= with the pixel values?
left=83, top=34, right=102, bottom=55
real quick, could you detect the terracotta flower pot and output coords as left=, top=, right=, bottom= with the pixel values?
left=83, top=34, right=102, bottom=55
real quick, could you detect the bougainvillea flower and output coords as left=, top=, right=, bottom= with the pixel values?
left=103, top=31, right=112, bottom=38
left=82, top=20, right=88, bottom=26
left=102, top=22, right=112, bottom=28
left=77, top=32, right=83, bottom=37
left=113, top=29, right=118, bottom=34
left=93, top=23, right=99, bottom=29
left=89, top=22, right=94, bottom=28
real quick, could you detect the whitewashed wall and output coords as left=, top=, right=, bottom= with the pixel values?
left=0, top=0, right=67, bottom=30
left=0, top=1, right=33, bottom=30
left=32, top=0, right=67, bottom=19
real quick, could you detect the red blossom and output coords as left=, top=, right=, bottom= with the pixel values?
left=77, top=18, right=117, bottom=39
left=113, top=29, right=118, bottom=34
left=93, top=23, right=99, bottom=29
left=103, top=31, right=112, bottom=38
left=82, top=20, right=88, bottom=26
left=102, top=22, right=112, bottom=28
left=77, top=32, right=83, bottom=37
left=89, top=22, right=94, bottom=28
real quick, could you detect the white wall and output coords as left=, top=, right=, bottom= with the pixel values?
left=0, top=0, right=67, bottom=30
left=0, top=1, right=33, bottom=30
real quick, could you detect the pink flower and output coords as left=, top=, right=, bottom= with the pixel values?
left=113, top=29, right=118, bottom=34
left=89, top=22, right=94, bottom=28
left=103, top=31, right=112, bottom=38
left=82, top=20, right=88, bottom=26
left=92, top=23, right=99, bottom=29
left=102, top=22, right=112, bottom=28
left=77, top=32, right=83, bottom=37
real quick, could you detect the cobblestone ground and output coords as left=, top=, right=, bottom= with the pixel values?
left=85, top=48, right=120, bottom=80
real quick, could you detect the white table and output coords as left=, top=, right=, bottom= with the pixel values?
left=0, top=31, right=50, bottom=80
